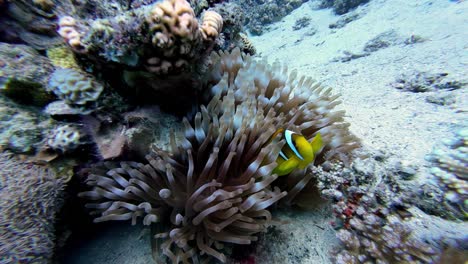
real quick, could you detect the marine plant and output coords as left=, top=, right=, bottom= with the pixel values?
left=79, top=48, right=360, bottom=263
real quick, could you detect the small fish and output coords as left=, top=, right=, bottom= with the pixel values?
left=271, top=129, right=323, bottom=176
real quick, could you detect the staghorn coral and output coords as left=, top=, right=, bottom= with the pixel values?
left=0, top=152, right=65, bottom=263
left=79, top=48, right=359, bottom=262
left=426, top=129, right=467, bottom=219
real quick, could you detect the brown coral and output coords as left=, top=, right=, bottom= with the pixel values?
left=145, top=0, right=223, bottom=74
left=147, top=0, right=200, bottom=49
left=200, top=11, right=223, bottom=41
left=239, top=32, right=256, bottom=55
left=57, top=16, right=86, bottom=52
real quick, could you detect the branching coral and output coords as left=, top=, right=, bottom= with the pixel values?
left=79, top=48, right=360, bottom=263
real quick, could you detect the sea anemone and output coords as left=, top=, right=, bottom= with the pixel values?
left=79, top=48, right=360, bottom=263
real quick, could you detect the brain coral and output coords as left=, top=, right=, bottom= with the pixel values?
left=46, top=124, right=84, bottom=153
left=79, top=48, right=360, bottom=263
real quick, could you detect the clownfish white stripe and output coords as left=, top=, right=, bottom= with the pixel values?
left=279, top=150, right=288, bottom=160
left=284, top=130, right=304, bottom=160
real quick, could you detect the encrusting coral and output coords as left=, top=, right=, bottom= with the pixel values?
left=47, top=68, right=104, bottom=106
left=56, top=0, right=223, bottom=75
left=426, top=129, right=467, bottom=219
left=79, top=48, right=360, bottom=263
left=46, top=124, right=85, bottom=153
left=0, top=152, right=65, bottom=263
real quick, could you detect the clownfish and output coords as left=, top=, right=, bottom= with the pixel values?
left=271, top=129, right=323, bottom=176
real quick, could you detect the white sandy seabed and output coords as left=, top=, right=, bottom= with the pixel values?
left=248, top=0, right=467, bottom=263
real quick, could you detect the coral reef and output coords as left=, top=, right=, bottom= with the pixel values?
left=47, top=68, right=104, bottom=106
left=211, top=2, right=245, bottom=50
left=46, top=124, right=85, bottom=153
left=314, top=158, right=441, bottom=263
left=334, top=215, right=437, bottom=263
left=0, top=152, right=65, bottom=263
left=0, top=96, right=53, bottom=154
left=46, top=45, right=80, bottom=70
left=0, top=43, right=54, bottom=90
left=363, top=30, right=403, bottom=53
left=426, top=129, right=467, bottom=219
left=238, top=33, right=256, bottom=55
left=79, top=48, right=360, bottom=262
left=240, top=0, right=305, bottom=35
left=55, top=0, right=223, bottom=76
left=0, top=0, right=63, bottom=49
left=293, top=17, right=311, bottom=31
left=392, top=71, right=466, bottom=93
left=319, top=0, right=370, bottom=15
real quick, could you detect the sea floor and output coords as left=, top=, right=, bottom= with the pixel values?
left=61, top=0, right=468, bottom=263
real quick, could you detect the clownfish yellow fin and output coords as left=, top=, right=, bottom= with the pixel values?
left=272, top=157, right=300, bottom=176
left=310, top=133, right=323, bottom=154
